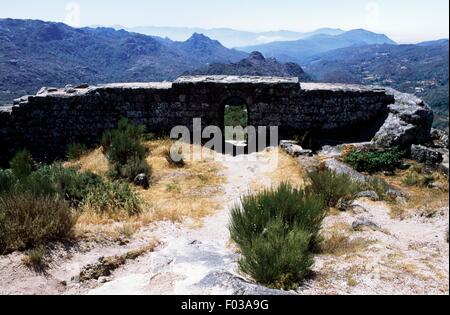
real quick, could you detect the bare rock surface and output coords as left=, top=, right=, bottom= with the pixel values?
left=374, top=88, right=433, bottom=148
left=299, top=202, right=449, bottom=295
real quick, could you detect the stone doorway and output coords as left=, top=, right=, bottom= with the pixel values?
left=221, top=97, right=250, bottom=155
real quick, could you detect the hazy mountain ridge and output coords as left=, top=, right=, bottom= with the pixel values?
left=115, top=25, right=345, bottom=48
left=186, top=51, right=311, bottom=81
left=239, top=29, right=397, bottom=64
left=0, top=19, right=247, bottom=103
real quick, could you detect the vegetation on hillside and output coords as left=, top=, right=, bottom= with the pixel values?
left=305, top=42, right=449, bottom=128
left=344, top=147, right=406, bottom=174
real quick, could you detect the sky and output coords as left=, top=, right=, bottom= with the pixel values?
left=0, top=0, right=449, bottom=43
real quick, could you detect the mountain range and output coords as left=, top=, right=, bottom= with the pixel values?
left=185, top=51, right=311, bottom=81
left=0, top=19, right=448, bottom=128
left=111, top=25, right=346, bottom=48
left=0, top=19, right=246, bottom=103
left=304, top=40, right=449, bottom=128
left=239, top=29, right=397, bottom=64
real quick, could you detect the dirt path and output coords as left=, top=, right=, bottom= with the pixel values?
left=84, top=150, right=276, bottom=295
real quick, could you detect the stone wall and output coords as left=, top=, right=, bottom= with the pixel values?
left=0, top=75, right=433, bottom=164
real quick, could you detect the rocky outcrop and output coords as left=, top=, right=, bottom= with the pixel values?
left=411, top=145, right=444, bottom=166
left=373, top=88, right=433, bottom=148
left=431, top=128, right=449, bottom=149
left=280, top=141, right=313, bottom=157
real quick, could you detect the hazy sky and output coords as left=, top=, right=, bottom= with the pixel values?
left=1, top=0, right=448, bottom=43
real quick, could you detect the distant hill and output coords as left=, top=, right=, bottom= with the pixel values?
left=0, top=19, right=247, bottom=104
left=186, top=51, right=311, bottom=81
left=117, top=26, right=345, bottom=48
left=417, top=39, right=449, bottom=47
left=239, top=29, right=397, bottom=64
left=304, top=42, right=449, bottom=128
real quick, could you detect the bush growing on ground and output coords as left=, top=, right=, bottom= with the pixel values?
left=0, top=169, right=15, bottom=193
left=21, top=164, right=104, bottom=207
left=25, top=165, right=142, bottom=215
left=229, top=182, right=327, bottom=289
left=10, top=149, right=36, bottom=178
left=2, top=153, right=143, bottom=215
left=101, top=118, right=151, bottom=182
left=0, top=193, right=76, bottom=254
left=238, top=219, right=314, bottom=289
left=81, top=181, right=142, bottom=216
left=344, top=147, right=406, bottom=173
left=66, top=143, right=88, bottom=160
left=308, top=169, right=360, bottom=207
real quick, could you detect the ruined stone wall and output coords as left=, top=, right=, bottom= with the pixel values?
left=0, top=76, right=432, bottom=164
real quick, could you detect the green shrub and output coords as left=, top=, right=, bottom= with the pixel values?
left=109, top=154, right=152, bottom=182
left=103, top=131, right=146, bottom=166
left=344, top=147, right=405, bottom=173
left=66, top=143, right=88, bottom=160
left=0, top=169, right=15, bottom=194
left=26, top=164, right=142, bottom=215
left=237, top=219, right=313, bottom=289
left=10, top=150, right=36, bottom=178
left=3, top=160, right=142, bottom=216
left=0, top=193, right=76, bottom=254
left=308, top=169, right=360, bottom=207
left=230, top=183, right=326, bottom=288
left=23, top=165, right=103, bottom=206
left=81, top=181, right=142, bottom=216
left=101, top=118, right=150, bottom=182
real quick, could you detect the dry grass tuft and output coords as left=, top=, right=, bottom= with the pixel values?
left=116, top=222, right=139, bottom=238
left=320, top=230, right=375, bottom=256
left=22, top=245, right=47, bottom=270
left=64, top=148, right=109, bottom=176
left=262, top=148, right=307, bottom=188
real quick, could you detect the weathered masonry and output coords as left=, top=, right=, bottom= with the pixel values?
left=0, top=75, right=433, bottom=164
